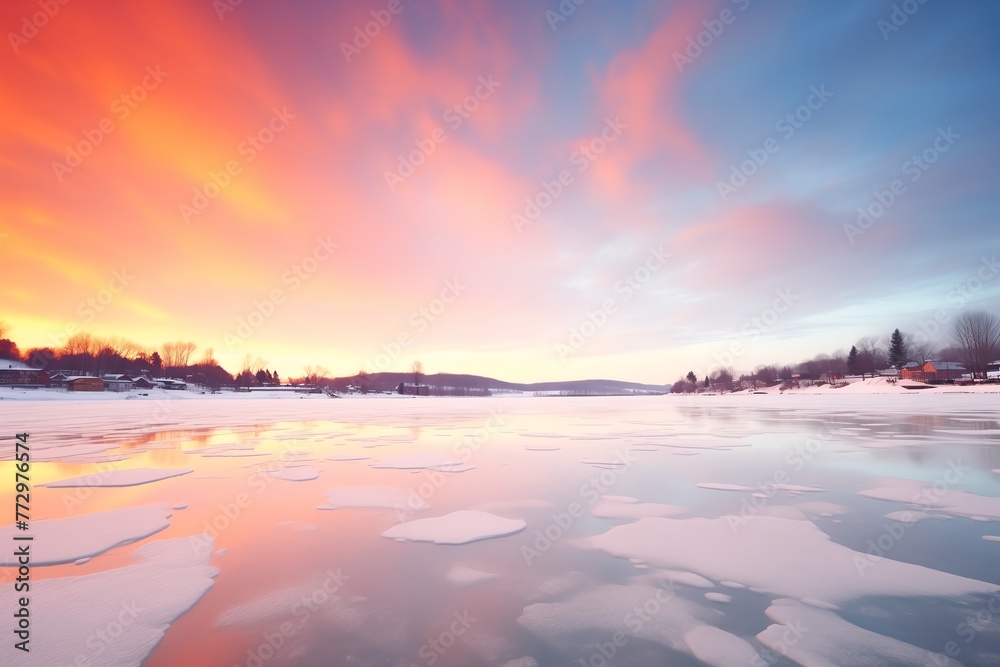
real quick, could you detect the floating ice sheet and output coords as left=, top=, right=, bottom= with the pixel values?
left=370, top=454, right=463, bottom=470
left=587, top=515, right=998, bottom=605
left=317, top=486, right=425, bottom=511
left=267, top=465, right=320, bottom=481
left=0, top=535, right=218, bottom=667
left=447, top=565, right=499, bottom=587
left=383, top=511, right=525, bottom=545
left=684, top=625, right=761, bottom=666
left=757, top=599, right=961, bottom=666
left=44, top=468, right=193, bottom=488
left=0, top=504, right=174, bottom=566
left=591, top=498, right=687, bottom=520
left=860, top=477, right=1000, bottom=521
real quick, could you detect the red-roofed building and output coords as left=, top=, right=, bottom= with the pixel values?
left=0, top=360, right=48, bottom=386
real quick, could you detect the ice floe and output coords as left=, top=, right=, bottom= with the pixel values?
left=586, top=515, right=998, bottom=605
left=697, top=482, right=755, bottom=491
left=370, top=454, right=463, bottom=470
left=501, top=658, right=538, bottom=667
left=383, top=511, right=525, bottom=545
left=860, top=477, right=1000, bottom=520
left=44, top=468, right=193, bottom=488
left=518, top=583, right=720, bottom=656
left=0, top=535, right=218, bottom=667
left=446, top=565, right=499, bottom=587
left=267, top=465, right=320, bottom=481
left=591, top=498, right=687, bottom=520
left=683, top=625, right=761, bottom=666
left=317, top=486, right=425, bottom=511
left=885, top=510, right=935, bottom=523
left=0, top=504, right=174, bottom=566
left=757, top=599, right=961, bottom=666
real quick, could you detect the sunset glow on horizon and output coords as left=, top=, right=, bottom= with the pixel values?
left=3, top=0, right=999, bottom=383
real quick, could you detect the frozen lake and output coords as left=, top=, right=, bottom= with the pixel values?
left=2, top=394, right=1000, bottom=666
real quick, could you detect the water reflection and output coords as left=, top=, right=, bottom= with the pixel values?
left=0, top=395, right=998, bottom=666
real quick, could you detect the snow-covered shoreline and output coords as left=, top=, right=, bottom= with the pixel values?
left=681, top=376, right=1000, bottom=396
left=1, top=376, right=998, bottom=402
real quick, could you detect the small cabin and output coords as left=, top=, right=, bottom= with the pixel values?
left=68, top=376, right=105, bottom=391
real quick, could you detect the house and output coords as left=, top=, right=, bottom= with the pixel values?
left=0, top=359, right=48, bottom=386
left=901, top=361, right=967, bottom=382
left=132, top=377, right=156, bottom=389
left=988, top=361, right=1000, bottom=380
left=153, top=378, right=187, bottom=390
left=67, top=376, right=105, bottom=391
left=397, top=382, right=429, bottom=396
left=102, top=374, right=135, bottom=392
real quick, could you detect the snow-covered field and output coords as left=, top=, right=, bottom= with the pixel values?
left=2, top=394, right=999, bottom=666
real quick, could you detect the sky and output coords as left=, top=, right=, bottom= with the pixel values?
left=2, top=0, right=999, bottom=384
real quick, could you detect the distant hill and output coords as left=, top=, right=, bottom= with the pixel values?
left=327, top=372, right=670, bottom=396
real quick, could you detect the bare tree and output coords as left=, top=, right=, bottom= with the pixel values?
left=411, top=360, right=424, bottom=386
left=302, top=365, right=330, bottom=385
left=670, top=377, right=695, bottom=393
left=103, top=336, right=141, bottom=360
left=0, top=321, right=8, bottom=339
left=178, top=342, right=196, bottom=366
left=198, top=347, right=218, bottom=366
left=161, top=342, right=179, bottom=368
left=356, top=369, right=370, bottom=394
left=908, top=339, right=935, bottom=367
left=161, top=341, right=197, bottom=368
left=240, top=354, right=268, bottom=374
left=64, top=333, right=97, bottom=356
left=951, top=311, right=1000, bottom=379
left=854, top=336, right=884, bottom=378
left=752, top=365, right=779, bottom=386
left=710, top=367, right=735, bottom=391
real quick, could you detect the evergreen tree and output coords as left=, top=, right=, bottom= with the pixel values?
left=887, top=329, right=908, bottom=369
left=686, top=371, right=697, bottom=384
left=847, top=345, right=858, bottom=374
